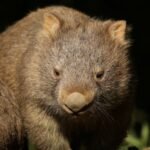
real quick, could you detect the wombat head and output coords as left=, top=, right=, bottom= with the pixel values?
left=20, top=7, right=132, bottom=118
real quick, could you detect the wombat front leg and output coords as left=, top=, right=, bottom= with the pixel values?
left=0, top=81, right=24, bottom=150
left=23, top=103, right=71, bottom=150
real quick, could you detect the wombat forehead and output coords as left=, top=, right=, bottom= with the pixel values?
left=57, top=41, right=101, bottom=64
left=54, top=32, right=103, bottom=57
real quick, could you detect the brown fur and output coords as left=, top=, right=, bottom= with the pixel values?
left=0, top=6, right=134, bottom=150
left=0, top=81, right=25, bottom=150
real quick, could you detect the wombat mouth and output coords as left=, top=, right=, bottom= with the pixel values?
left=62, top=101, right=94, bottom=116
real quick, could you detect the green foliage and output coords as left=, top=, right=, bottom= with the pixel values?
left=29, top=142, right=36, bottom=150
left=120, top=110, right=150, bottom=150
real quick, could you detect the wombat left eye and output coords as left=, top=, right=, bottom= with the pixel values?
left=94, top=68, right=104, bottom=81
left=96, top=72, right=104, bottom=79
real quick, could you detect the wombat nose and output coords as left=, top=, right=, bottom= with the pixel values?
left=64, top=92, right=91, bottom=113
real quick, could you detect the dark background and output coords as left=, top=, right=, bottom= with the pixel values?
left=0, top=0, right=150, bottom=116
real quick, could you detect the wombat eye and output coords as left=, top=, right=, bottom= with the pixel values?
left=96, top=72, right=104, bottom=79
left=53, top=67, right=61, bottom=79
left=94, top=68, right=104, bottom=81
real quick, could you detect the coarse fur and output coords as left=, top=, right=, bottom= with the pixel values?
left=0, top=6, right=134, bottom=150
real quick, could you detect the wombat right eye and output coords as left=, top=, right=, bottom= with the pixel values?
left=53, top=67, right=61, bottom=79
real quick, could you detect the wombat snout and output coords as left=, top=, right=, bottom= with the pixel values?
left=60, top=92, right=94, bottom=114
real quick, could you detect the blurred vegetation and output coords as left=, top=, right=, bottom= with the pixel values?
left=120, top=109, right=150, bottom=150
left=29, top=109, right=150, bottom=150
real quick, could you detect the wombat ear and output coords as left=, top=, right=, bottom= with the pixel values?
left=43, top=13, right=61, bottom=37
left=109, top=20, right=127, bottom=43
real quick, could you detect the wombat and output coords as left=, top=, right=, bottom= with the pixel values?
left=0, top=6, right=134, bottom=150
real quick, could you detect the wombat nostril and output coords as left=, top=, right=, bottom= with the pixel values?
left=63, top=92, right=90, bottom=113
